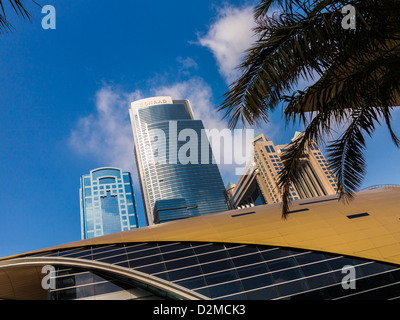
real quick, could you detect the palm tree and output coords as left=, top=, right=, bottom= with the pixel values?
left=0, top=0, right=39, bottom=34
left=219, top=0, right=400, bottom=218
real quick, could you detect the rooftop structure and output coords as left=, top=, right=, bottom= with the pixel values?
left=1, top=187, right=400, bottom=300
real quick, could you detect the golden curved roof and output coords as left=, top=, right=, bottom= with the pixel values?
left=2, top=188, right=400, bottom=266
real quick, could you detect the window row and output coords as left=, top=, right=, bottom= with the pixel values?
left=41, top=245, right=400, bottom=300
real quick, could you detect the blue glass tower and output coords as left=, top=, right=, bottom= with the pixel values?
left=129, top=96, right=230, bottom=225
left=79, top=167, right=139, bottom=239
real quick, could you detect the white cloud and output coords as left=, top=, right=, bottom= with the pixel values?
left=176, top=56, right=199, bottom=75
left=198, top=5, right=257, bottom=85
left=68, top=78, right=256, bottom=188
left=68, top=79, right=225, bottom=174
left=68, top=86, right=142, bottom=173
left=67, top=3, right=285, bottom=188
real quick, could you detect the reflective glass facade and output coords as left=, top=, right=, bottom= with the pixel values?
left=33, top=242, right=400, bottom=300
left=153, top=198, right=199, bottom=224
left=130, top=97, right=229, bottom=225
left=80, top=168, right=139, bottom=239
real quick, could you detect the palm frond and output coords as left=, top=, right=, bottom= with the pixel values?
left=219, top=3, right=350, bottom=128
left=7, top=0, right=31, bottom=20
left=326, top=106, right=385, bottom=200
left=220, top=0, right=400, bottom=219
left=0, top=10, right=12, bottom=32
left=0, top=0, right=40, bottom=34
left=278, top=111, right=331, bottom=218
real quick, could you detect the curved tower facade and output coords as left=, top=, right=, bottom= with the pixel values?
left=129, top=97, right=229, bottom=225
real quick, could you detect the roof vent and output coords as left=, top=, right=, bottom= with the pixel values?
left=347, top=212, right=370, bottom=219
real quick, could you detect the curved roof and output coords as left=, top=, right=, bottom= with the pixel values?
left=0, top=256, right=208, bottom=300
left=2, top=188, right=400, bottom=266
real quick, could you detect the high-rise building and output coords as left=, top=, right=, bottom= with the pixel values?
left=231, top=132, right=338, bottom=208
left=129, top=96, right=229, bottom=225
left=79, top=167, right=139, bottom=239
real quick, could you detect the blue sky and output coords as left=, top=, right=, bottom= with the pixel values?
left=0, top=0, right=399, bottom=258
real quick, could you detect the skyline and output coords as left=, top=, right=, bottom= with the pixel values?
left=1, top=0, right=399, bottom=257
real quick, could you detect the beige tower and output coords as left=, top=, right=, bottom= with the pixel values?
left=231, top=132, right=338, bottom=208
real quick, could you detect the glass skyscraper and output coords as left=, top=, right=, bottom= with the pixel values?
left=129, top=96, right=229, bottom=225
left=79, top=167, right=139, bottom=239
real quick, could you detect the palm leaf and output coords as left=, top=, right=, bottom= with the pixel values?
left=0, top=0, right=40, bottom=34
left=219, top=0, right=400, bottom=219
